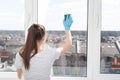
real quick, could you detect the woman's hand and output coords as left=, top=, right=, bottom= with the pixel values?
left=63, top=14, right=73, bottom=30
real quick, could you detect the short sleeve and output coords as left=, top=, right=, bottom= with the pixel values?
left=53, top=48, right=61, bottom=60
left=14, top=53, right=23, bottom=69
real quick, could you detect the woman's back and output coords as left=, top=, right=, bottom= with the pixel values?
left=15, top=47, right=60, bottom=80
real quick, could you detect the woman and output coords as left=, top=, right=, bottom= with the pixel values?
left=15, top=14, right=73, bottom=80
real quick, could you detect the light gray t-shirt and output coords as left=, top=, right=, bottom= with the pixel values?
left=15, top=47, right=61, bottom=80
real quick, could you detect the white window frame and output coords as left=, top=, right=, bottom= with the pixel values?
left=93, top=0, right=120, bottom=80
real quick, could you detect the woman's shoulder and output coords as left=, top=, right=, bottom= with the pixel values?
left=45, top=46, right=57, bottom=51
left=45, top=46, right=61, bottom=59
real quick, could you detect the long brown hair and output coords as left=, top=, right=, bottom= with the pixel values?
left=20, top=24, right=45, bottom=70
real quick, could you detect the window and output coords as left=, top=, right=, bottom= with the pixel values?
left=100, top=0, right=120, bottom=74
left=0, top=0, right=25, bottom=72
left=38, top=0, right=87, bottom=77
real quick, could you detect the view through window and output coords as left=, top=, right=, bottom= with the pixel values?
left=38, top=0, right=87, bottom=77
left=0, top=0, right=25, bottom=72
left=100, top=0, right=120, bottom=74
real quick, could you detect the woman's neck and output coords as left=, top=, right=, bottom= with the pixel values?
left=37, top=41, right=45, bottom=52
left=38, top=45, right=44, bottom=52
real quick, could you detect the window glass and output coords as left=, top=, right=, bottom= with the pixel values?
left=101, top=0, right=120, bottom=74
left=38, top=0, right=87, bottom=77
left=0, top=0, right=24, bottom=72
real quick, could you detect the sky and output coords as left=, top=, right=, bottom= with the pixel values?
left=0, top=0, right=120, bottom=31
left=102, top=0, right=120, bottom=31
left=38, top=0, right=87, bottom=30
left=0, top=0, right=24, bottom=30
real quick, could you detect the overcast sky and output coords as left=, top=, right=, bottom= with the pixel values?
left=0, top=0, right=120, bottom=31
left=0, top=0, right=24, bottom=30
left=38, top=0, right=87, bottom=30
left=102, top=0, right=120, bottom=31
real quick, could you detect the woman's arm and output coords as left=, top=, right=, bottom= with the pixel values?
left=15, top=53, right=23, bottom=80
left=59, top=30, right=72, bottom=54
left=17, top=69, right=23, bottom=80
left=58, top=14, right=73, bottom=54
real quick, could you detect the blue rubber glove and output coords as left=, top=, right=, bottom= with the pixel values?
left=63, top=14, right=73, bottom=30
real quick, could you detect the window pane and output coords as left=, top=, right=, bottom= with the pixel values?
left=0, top=0, right=25, bottom=72
left=38, top=0, right=87, bottom=77
left=100, top=0, right=120, bottom=74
